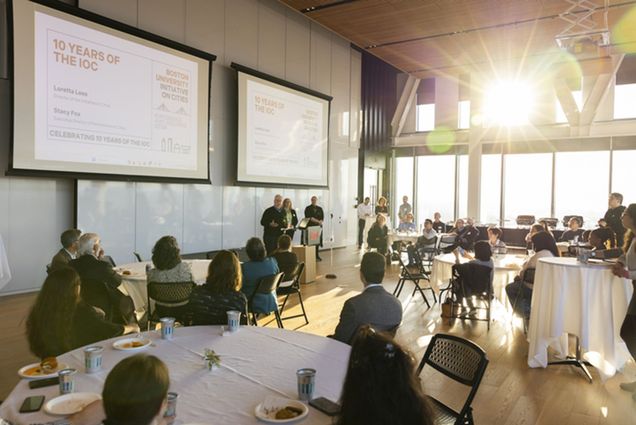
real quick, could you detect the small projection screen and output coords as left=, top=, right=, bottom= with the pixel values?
left=233, top=63, right=331, bottom=187
left=8, top=0, right=215, bottom=182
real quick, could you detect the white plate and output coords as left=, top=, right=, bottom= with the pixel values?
left=254, top=397, right=309, bottom=423
left=112, top=336, right=151, bottom=351
left=44, top=392, right=102, bottom=416
left=18, top=362, right=69, bottom=379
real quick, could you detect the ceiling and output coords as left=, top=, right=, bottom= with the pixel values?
left=279, top=0, right=636, bottom=78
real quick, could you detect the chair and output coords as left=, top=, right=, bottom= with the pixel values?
left=516, top=215, right=535, bottom=226
left=447, top=263, right=493, bottom=330
left=538, top=217, right=558, bottom=228
left=277, top=262, right=309, bottom=325
left=102, top=255, right=117, bottom=267
left=133, top=252, right=143, bottom=262
left=437, top=234, right=456, bottom=254
left=249, top=272, right=284, bottom=328
left=393, top=254, right=436, bottom=307
left=81, top=278, right=116, bottom=322
left=146, top=281, right=195, bottom=328
left=418, top=236, right=438, bottom=272
left=416, top=333, right=489, bottom=425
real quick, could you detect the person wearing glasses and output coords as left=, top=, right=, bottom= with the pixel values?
left=50, top=229, right=82, bottom=271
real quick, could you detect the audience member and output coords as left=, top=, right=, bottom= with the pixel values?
left=397, top=213, right=416, bottom=232
left=334, top=326, right=434, bottom=425
left=525, top=223, right=547, bottom=244
left=612, top=203, right=636, bottom=399
left=416, top=219, right=437, bottom=247
left=398, top=196, right=412, bottom=223
left=50, top=229, right=81, bottom=271
left=452, top=241, right=494, bottom=302
left=357, top=197, right=373, bottom=249
left=506, top=232, right=559, bottom=318
left=187, top=250, right=248, bottom=326
left=589, top=227, right=616, bottom=250
left=487, top=227, right=507, bottom=254
left=330, top=252, right=402, bottom=344
left=241, top=237, right=279, bottom=314
left=431, top=212, right=447, bottom=234
left=271, top=234, right=299, bottom=277
left=282, top=198, right=299, bottom=239
left=367, top=214, right=389, bottom=258
left=375, top=197, right=389, bottom=215
left=559, top=217, right=584, bottom=242
left=449, top=218, right=465, bottom=235
left=147, top=236, right=193, bottom=283
left=27, top=267, right=135, bottom=359
left=450, top=218, right=479, bottom=251
left=605, top=192, right=627, bottom=247
left=70, top=233, right=136, bottom=325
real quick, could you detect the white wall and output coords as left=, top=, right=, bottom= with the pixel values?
left=0, top=0, right=361, bottom=293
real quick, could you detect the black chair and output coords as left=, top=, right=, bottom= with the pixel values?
left=538, top=217, right=558, bottom=228
left=393, top=255, right=436, bottom=307
left=447, top=263, right=493, bottom=330
left=249, top=273, right=284, bottom=328
left=102, top=255, right=117, bottom=267
left=81, top=278, right=116, bottom=322
left=417, top=236, right=438, bottom=272
left=516, top=215, right=535, bottom=226
left=437, top=234, right=456, bottom=254
left=147, top=281, right=195, bottom=328
left=133, top=252, right=143, bottom=262
left=417, top=333, right=489, bottom=425
left=277, top=262, right=309, bottom=325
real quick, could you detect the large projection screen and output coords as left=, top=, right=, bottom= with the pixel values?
left=234, top=64, right=331, bottom=187
left=9, top=0, right=215, bottom=182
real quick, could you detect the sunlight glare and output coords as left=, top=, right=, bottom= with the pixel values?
left=483, top=80, right=534, bottom=126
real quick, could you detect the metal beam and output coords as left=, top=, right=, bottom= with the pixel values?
left=391, top=75, right=419, bottom=138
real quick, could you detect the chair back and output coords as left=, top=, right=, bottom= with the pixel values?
left=451, top=262, right=492, bottom=297
left=397, top=254, right=417, bottom=279
left=516, top=215, right=536, bottom=226
left=102, top=255, right=117, bottom=267
left=252, top=273, right=284, bottom=298
left=282, top=262, right=305, bottom=287
left=437, top=234, right=456, bottom=253
left=133, top=252, right=143, bottom=262
left=147, top=281, right=195, bottom=306
left=417, top=333, right=489, bottom=419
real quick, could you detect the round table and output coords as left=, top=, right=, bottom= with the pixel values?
left=430, top=253, right=526, bottom=303
left=116, top=260, right=211, bottom=315
left=527, top=257, right=633, bottom=380
left=0, top=326, right=350, bottom=425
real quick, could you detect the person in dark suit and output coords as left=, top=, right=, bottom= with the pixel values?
left=271, top=234, right=298, bottom=278
left=260, top=194, right=286, bottom=256
left=282, top=198, right=299, bottom=240
left=50, top=229, right=81, bottom=271
left=70, top=233, right=136, bottom=325
left=605, top=192, right=627, bottom=247
left=432, top=212, right=447, bottom=234
left=304, top=196, right=324, bottom=260
left=330, top=252, right=403, bottom=344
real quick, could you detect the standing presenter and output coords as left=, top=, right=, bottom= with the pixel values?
left=261, top=194, right=286, bottom=255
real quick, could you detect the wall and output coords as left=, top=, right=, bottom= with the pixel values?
left=0, top=0, right=361, bottom=293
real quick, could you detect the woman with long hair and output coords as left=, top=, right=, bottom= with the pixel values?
left=367, top=214, right=389, bottom=259
left=281, top=198, right=299, bottom=239
left=187, top=250, right=248, bottom=325
left=375, top=197, right=389, bottom=215
left=612, top=204, right=636, bottom=398
left=335, top=326, right=434, bottom=425
left=27, top=267, right=136, bottom=359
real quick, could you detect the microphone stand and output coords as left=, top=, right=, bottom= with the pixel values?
left=326, top=212, right=337, bottom=279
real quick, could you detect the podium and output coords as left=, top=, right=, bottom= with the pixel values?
left=292, top=245, right=316, bottom=284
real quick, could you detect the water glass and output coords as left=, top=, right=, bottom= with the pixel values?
left=296, top=368, right=316, bottom=402
left=160, top=317, right=175, bottom=340
left=58, top=368, right=77, bottom=395
left=84, top=346, right=103, bottom=373
left=164, top=392, right=178, bottom=425
left=226, top=310, right=240, bottom=333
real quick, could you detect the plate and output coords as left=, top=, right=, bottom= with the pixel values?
left=112, top=336, right=151, bottom=351
left=18, top=361, right=69, bottom=379
left=255, top=397, right=309, bottom=423
left=44, top=392, right=102, bottom=416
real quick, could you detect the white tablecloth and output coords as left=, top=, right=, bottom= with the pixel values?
left=527, top=257, right=633, bottom=380
left=388, top=232, right=419, bottom=246
left=117, top=260, right=211, bottom=314
left=0, top=326, right=350, bottom=425
left=0, top=233, right=12, bottom=291
left=430, top=253, right=525, bottom=303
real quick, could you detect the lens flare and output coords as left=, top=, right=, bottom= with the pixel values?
left=612, top=6, right=636, bottom=54
left=426, top=127, right=455, bottom=153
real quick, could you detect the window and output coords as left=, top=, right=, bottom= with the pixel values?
left=554, top=151, right=609, bottom=226
left=395, top=157, right=414, bottom=227
left=363, top=167, right=379, bottom=204
left=612, top=150, right=636, bottom=208
left=341, top=111, right=350, bottom=137
left=555, top=90, right=582, bottom=123
left=480, top=154, right=502, bottom=224
left=458, top=100, right=470, bottom=129
left=416, top=104, right=435, bottom=132
left=503, top=153, right=552, bottom=223
left=416, top=155, right=456, bottom=225
left=614, top=84, right=636, bottom=119
left=457, top=155, right=469, bottom=219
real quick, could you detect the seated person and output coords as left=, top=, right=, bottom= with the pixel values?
left=330, top=252, right=403, bottom=344
left=506, top=232, right=559, bottom=318
left=449, top=218, right=479, bottom=251
left=241, top=237, right=279, bottom=314
left=367, top=214, right=389, bottom=255
left=70, top=233, right=136, bottom=325
left=334, top=326, right=434, bottom=425
left=487, top=226, right=507, bottom=254
left=525, top=223, right=548, bottom=245
left=449, top=218, right=465, bottom=235
left=69, top=354, right=172, bottom=425
left=559, top=217, right=585, bottom=242
left=50, top=228, right=81, bottom=271
left=271, top=234, right=299, bottom=278
left=147, top=236, right=193, bottom=283
left=416, top=219, right=437, bottom=248
left=432, top=212, right=447, bottom=234
left=187, top=250, right=248, bottom=326
left=27, top=267, right=137, bottom=359
left=589, top=227, right=616, bottom=250
left=452, top=241, right=494, bottom=299
left=397, top=213, right=417, bottom=232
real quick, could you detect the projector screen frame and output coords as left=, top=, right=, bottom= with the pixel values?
left=6, top=0, right=217, bottom=184
left=231, top=62, right=333, bottom=189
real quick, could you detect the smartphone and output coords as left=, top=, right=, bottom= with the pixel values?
left=28, top=376, right=59, bottom=389
left=19, top=395, right=45, bottom=413
left=309, top=397, right=340, bottom=416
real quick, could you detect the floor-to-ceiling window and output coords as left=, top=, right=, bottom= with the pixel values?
left=394, top=157, right=414, bottom=227
left=612, top=150, right=636, bottom=206
left=503, top=153, right=552, bottom=225
left=415, top=155, right=456, bottom=225
left=480, top=154, right=502, bottom=224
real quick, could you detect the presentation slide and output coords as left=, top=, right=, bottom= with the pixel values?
left=237, top=70, right=330, bottom=187
left=11, top=0, right=213, bottom=181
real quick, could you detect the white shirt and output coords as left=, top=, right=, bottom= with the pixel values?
left=357, top=203, right=373, bottom=220
left=363, top=283, right=383, bottom=291
left=64, top=248, right=77, bottom=260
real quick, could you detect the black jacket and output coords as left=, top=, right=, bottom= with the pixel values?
left=261, top=206, right=286, bottom=237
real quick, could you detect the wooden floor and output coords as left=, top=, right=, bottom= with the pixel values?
left=1, top=246, right=635, bottom=424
